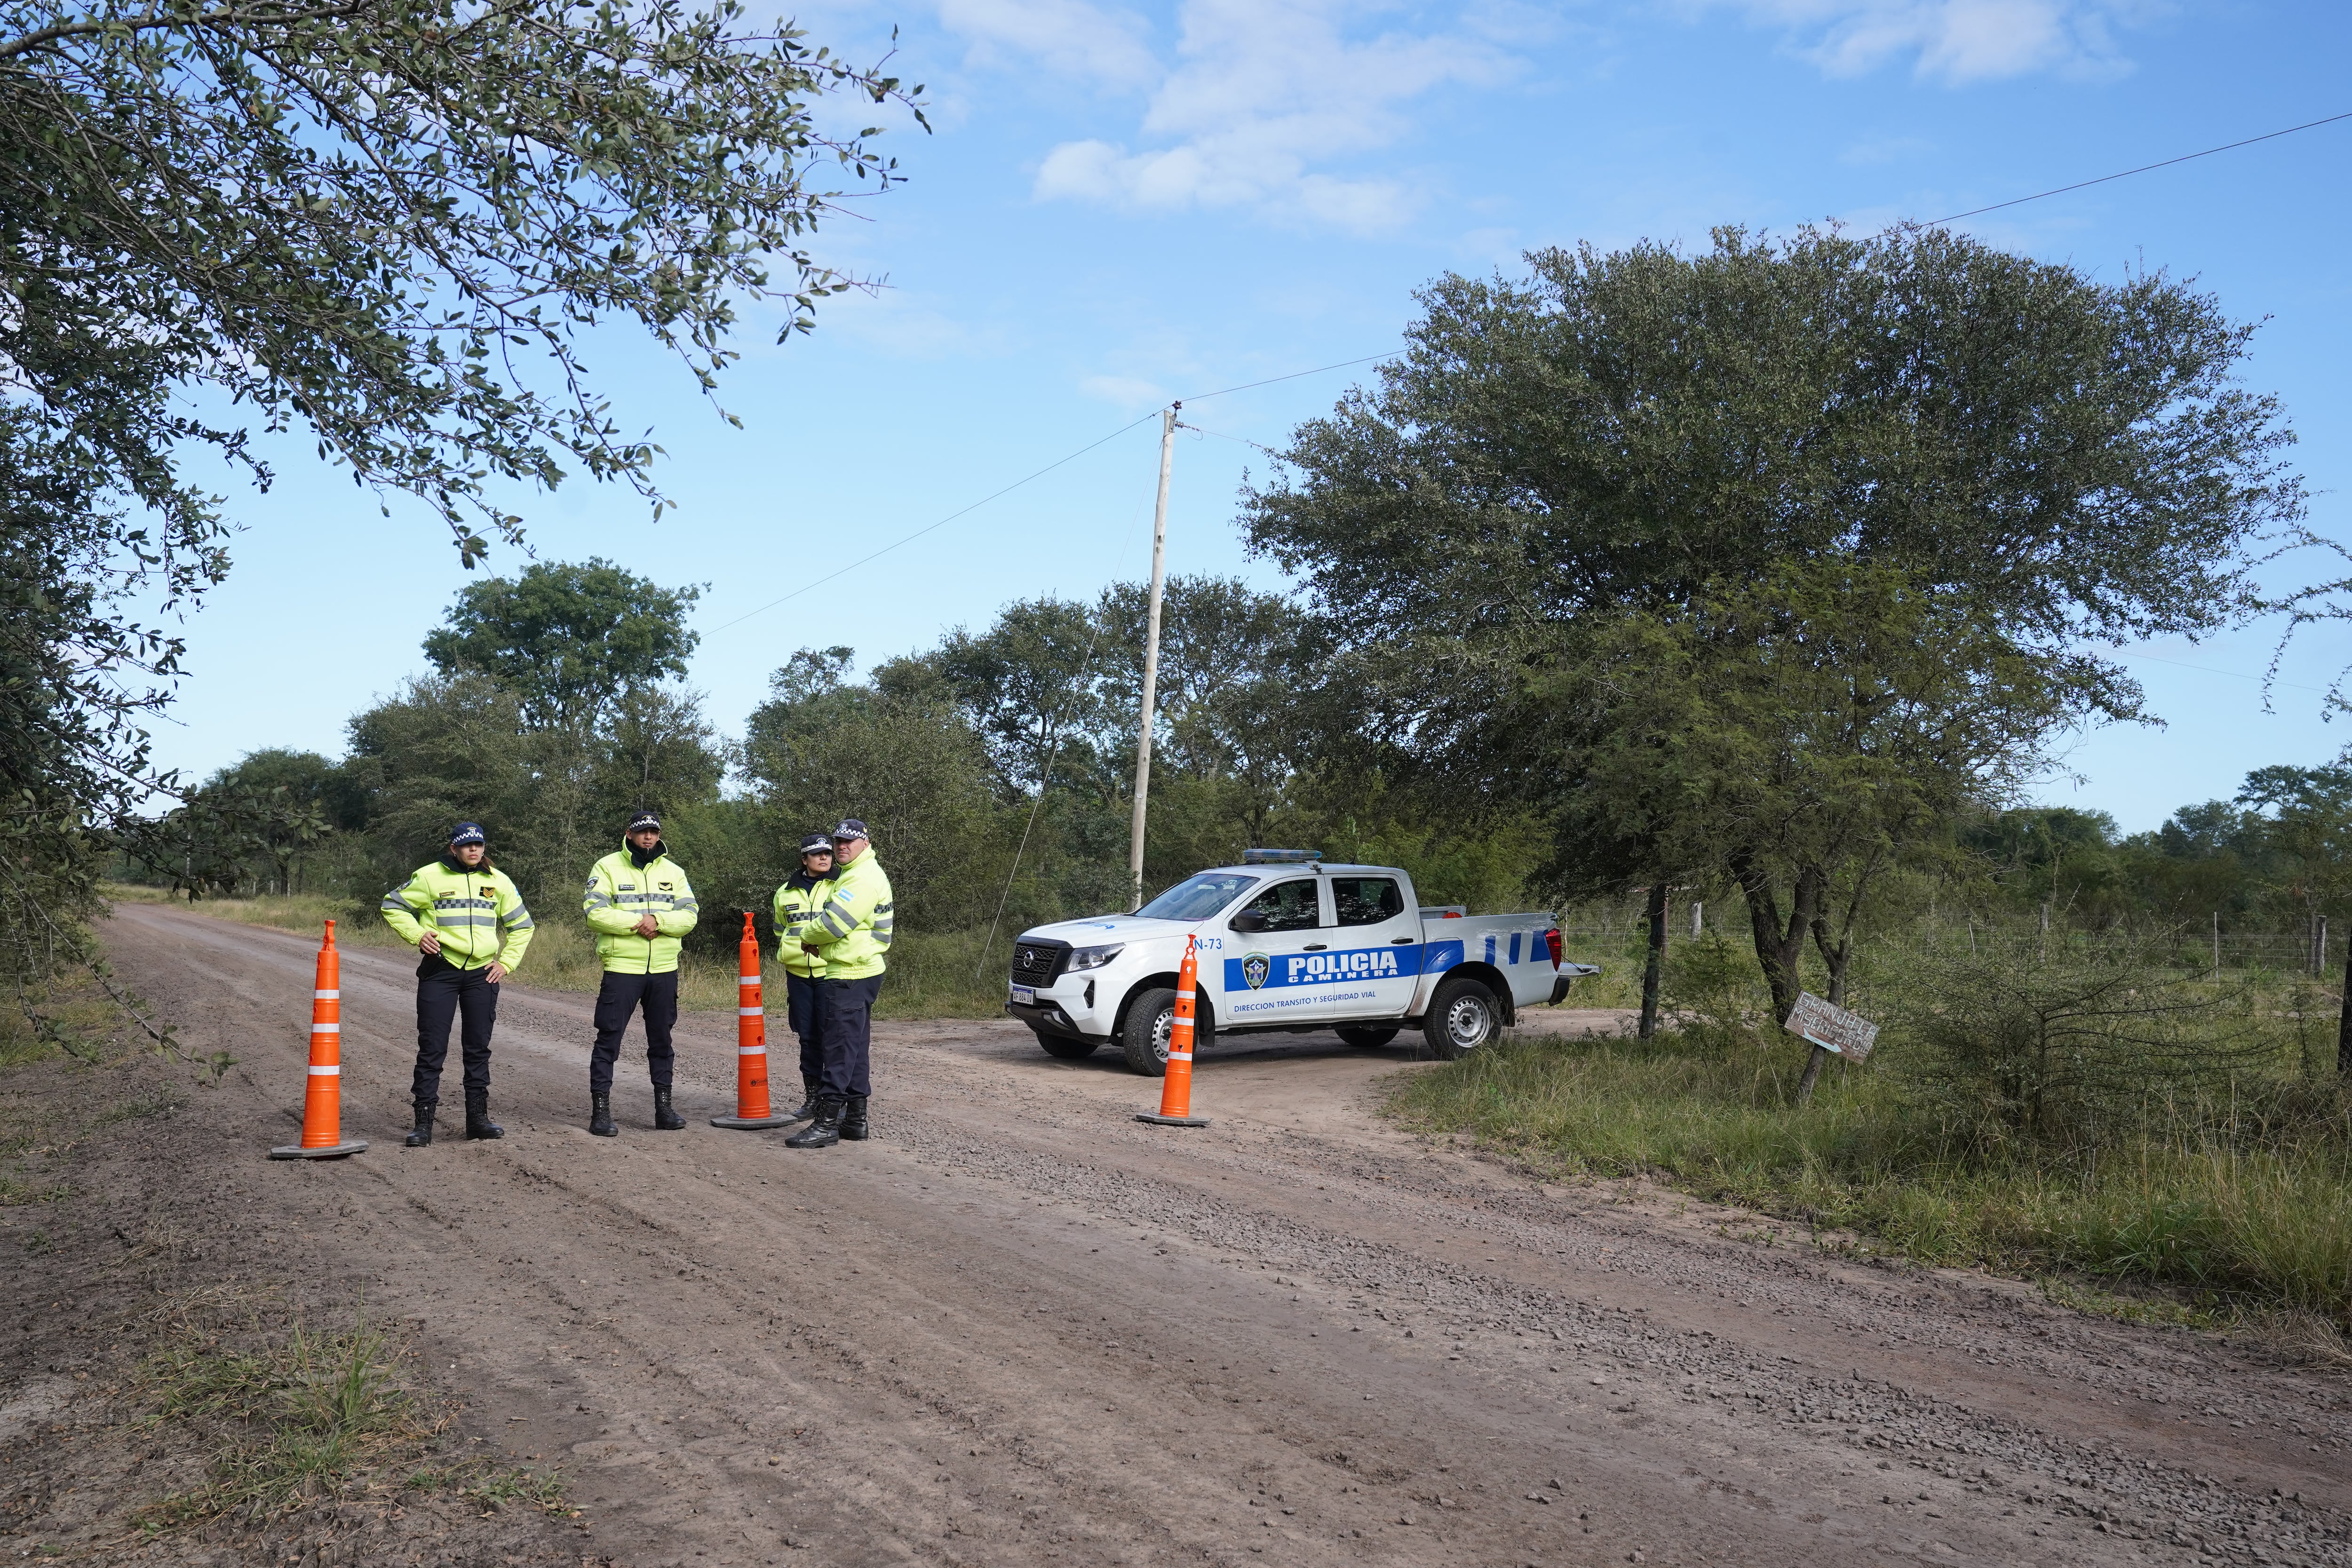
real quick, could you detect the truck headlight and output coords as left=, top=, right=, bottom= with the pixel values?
left=1066, top=943, right=1125, bottom=972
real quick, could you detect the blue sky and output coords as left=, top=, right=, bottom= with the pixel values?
left=154, top=0, right=2352, bottom=834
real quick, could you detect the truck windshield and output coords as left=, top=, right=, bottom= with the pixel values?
left=1138, top=873, right=1260, bottom=920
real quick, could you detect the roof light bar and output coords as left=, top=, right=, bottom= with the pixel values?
left=1240, top=848, right=1323, bottom=864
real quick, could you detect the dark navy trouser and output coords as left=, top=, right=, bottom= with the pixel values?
left=590, top=970, right=679, bottom=1093
left=413, top=955, right=499, bottom=1103
left=785, top=972, right=821, bottom=1084
left=816, top=974, right=881, bottom=1098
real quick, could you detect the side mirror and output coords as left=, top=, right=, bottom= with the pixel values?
left=1229, top=910, right=1268, bottom=934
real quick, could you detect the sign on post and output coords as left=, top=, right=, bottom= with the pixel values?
left=1785, top=991, right=1877, bottom=1062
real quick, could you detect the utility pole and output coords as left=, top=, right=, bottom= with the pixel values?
left=1129, top=402, right=1180, bottom=911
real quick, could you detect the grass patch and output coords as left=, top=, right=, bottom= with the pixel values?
left=141, top=1319, right=425, bottom=1521
left=136, top=1305, right=574, bottom=1527
left=1391, top=1028, right=2352, bottom=1326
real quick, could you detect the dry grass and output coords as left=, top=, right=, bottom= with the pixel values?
left=1391, top=1028, right=2352, bottom=1328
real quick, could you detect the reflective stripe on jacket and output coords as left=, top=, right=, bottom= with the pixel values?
left=771, top=872, right=835, bottom=979
left=787, top=851, right=891, bottom=979
left=582, top=842, right=699, bottom=974
left=380, top=860, right=535, bottom=970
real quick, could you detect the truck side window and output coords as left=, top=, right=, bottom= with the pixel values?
left=1329, top=876, right=1404, bottom=927
left=1237, top=879, right=1319, bottom=933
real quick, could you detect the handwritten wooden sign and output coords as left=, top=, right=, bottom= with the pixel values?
left=1785, top=992, right=1878, bottom=1062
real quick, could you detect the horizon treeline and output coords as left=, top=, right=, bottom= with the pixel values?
left=125, top=553, right=2352, bottom=966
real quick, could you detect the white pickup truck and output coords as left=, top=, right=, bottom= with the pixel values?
left=1005, top=852, right=1598, bottom=1074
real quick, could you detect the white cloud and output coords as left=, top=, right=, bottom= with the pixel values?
left=936, top=0, right=1159, bottom=87
left=941, top=0, right=1512, bottom=231
left=1692, top=0, right=2149, bottom=83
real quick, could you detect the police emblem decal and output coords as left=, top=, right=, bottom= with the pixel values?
left=1242, top=952, right=1271, bottom=990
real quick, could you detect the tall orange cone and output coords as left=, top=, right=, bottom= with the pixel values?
left=270, top=921, right=367, bottom=1160
left=713, top=912, right=791, bottom=1130
left=1137, top=933, right=1210, bottom=1128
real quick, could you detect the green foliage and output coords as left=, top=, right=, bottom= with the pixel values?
left=423, top=559, right=704, bottom=725
left=1389, top=1018, right=2352, bottom=1322
left=1, top=0, right=916, bottom=1038
left=1, top=0, right=923, bottom=562
left=1245, top=225, right=2304, bottom=1025
left=143, top=1320, right=419, bottom=1520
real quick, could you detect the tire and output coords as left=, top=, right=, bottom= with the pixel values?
left=1120, top=987, right=1176, bottom=1077
left=1421, top=977, right=1502, bottom=1060
left=1336, top=1025, right=1400, bottom=1049
left=1033, top=1029, right=1099, bottom=1061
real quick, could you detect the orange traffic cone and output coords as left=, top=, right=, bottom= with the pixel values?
left=270, top=921, right=367, bottom=1160
left=1137, top=933, right=1211, bottom=1128
left=713, top=912, right=791, bottom=1130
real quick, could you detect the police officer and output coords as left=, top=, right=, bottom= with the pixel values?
left=581, top=811, right=700, bottom=1137
left=380, top=822, right=536, bottom=1147
left=780, top=818, right=892, bottom=1149
left=769, top=832, right=836, bottom=1123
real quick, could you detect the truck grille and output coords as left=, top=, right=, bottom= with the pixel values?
left=1010, top=941, right=1066, bottom=986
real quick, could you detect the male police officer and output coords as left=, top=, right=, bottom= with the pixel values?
left=380, top=821, right=536, bottom=1146
left=581, top=811, right=700, bottom=1137
left=769, top=832, right=836, bottom=1123
left=781, top=818, right=892, bottom=1149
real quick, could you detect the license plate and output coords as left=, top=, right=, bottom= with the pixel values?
left=1009, top=985, right=1036, bottom=1006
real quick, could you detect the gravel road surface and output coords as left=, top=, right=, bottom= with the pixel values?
left=70, top=903, right=2352, bottom=1567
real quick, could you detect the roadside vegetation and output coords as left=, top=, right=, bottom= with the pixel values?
left=1398, top=918, right=2352, bottom=1334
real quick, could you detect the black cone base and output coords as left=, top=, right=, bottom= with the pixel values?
left=269, top=1140, right=369, bottom=1159
left=1135, top=1114, right=1210, bottom=1128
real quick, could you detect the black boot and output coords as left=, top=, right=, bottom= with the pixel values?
left=652, top=1085, right=686, bottom=1130
left=839, top=1095, right=869, bottom=1142
left=588, top=1092, right=617, bottom=1138
left=785, top=1097, right=843, bottom=1149
left=463, top=1089, right=503, bottom=1140
left=405, top=1099, right=436, bottom=1147
left=785, top=1076, right=820, bottom=1123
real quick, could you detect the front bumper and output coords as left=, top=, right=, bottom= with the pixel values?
left=1006, top=976, right=1106, bottom=1040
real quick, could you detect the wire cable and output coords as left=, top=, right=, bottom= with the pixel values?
left=702, top=409, right=1162, bottom=635
left=701, top=354, right=1399, bottom=637
left=1924, top=109, right=2352, bottom=225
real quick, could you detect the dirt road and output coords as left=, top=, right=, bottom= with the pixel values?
left=25, top=903, right=2352, bottom=1567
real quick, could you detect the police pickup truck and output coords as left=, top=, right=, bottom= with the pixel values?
left=1005, top=850, right=1597, bottom=1075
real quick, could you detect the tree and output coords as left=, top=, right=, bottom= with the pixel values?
left=2, top=0, right=923, bottom=565
left=931, top=597, right=1119, bottom=801
left=1, top=0, right=917, bottom=1023
left=422, top=558, right=703, bottom=726
left=1245, top=226, right=2304, bottom=1044
left=1096, top=575, right=1325, bottom=848
left=2236, top=764, right=2352, bottom=1074
left=740, top=655, right=1003, bottom=927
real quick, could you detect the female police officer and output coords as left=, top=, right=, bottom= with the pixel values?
left=380, top=821, right=536, bottom=1146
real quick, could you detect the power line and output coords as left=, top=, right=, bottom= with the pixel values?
left=1924, top=108, right=2352, bottom=226
left=702, top=409, right=1160, bottom=634
left=702, top=353, right=1397, bottom=636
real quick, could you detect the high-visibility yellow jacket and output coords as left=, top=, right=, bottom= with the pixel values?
left=784, top=850, right=891, bottom=980
left=582, top=842, right=700, bottom=974
left=771, top=871, right=835, bottom=979
left=380, top=859, right=535, bottom=970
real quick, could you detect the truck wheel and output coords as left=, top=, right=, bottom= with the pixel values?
left=1033, top=1029, right=1099, bottom=1061
left=1336, top=1025, right=1399, bottom=1048
left=1422, top=977, right=1501, bottom=1059
left=1120, top=987, right=1176, bottom=1076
